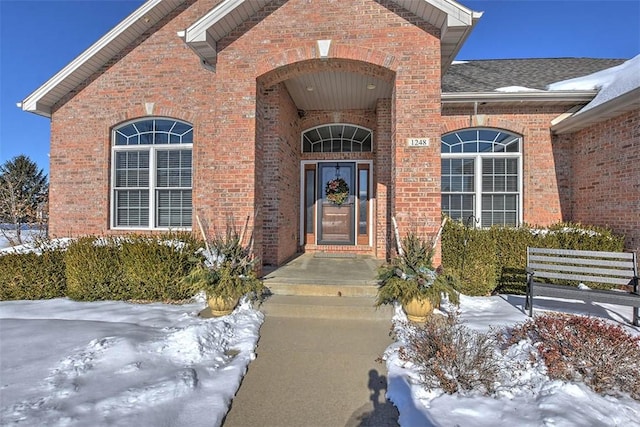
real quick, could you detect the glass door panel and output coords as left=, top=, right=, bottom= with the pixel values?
left=304, top=165, right=316, bottom=243
left=357, top=164, right=369, bottom=245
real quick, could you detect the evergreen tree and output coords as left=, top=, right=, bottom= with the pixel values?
left=0, top=155, right=48, bottom=245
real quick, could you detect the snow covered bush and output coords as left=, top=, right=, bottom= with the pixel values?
left=397, top=314, right=500, bottom=395
left=506, top=314, right=640, bottom=400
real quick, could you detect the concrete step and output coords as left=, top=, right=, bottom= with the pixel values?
left=257, top=295, right=393, bottom=321
left=264, top=281, right=378, bottom=297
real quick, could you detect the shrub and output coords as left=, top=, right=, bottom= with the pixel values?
left=64, top=237, right=126, bottom=301
left=441, top=219, right=498, bottom=296
left=0, top=248, right=66, bottom=300
left=120, top=233, right=201, bottom=301
left=507, top=314, right=640, bottom=400
left=397, top=314, right=500, bottom=395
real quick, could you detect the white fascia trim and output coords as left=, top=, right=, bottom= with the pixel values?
left=551, top=87, right=640, bottom=134
left=442, top=91, right=597, bottom=104
left=183, top=0, right=246, bottom=64
left=21, top=0, right=184, bottom=117
left=438, top=0, right=475, bottom=26
left=185, top=0, right=246, bottom=40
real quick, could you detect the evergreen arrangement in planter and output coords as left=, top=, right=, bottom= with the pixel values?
left=376, top=232, right=460, bottom=312
left=182, top=220, right=264, bottom=315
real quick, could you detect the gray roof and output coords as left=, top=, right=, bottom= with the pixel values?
left=442, top=58, right=626, bottom=92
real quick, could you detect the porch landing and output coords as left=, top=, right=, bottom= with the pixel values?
left=259, top=253, right=391, bottom=320
left=261, top=253, right=383, bottom=297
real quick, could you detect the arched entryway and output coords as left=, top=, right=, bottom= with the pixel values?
left=256, top=58, right=395, bottom=267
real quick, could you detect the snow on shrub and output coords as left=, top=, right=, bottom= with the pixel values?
left=396, top=314, right=500, bottom=395
left=506, top=314, right=640, bottom=400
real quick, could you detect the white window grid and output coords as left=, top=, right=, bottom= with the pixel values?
left=111, top=119, right=193, bottom=230
left=301, top=124, right=373, bottom=153
left=441, top=129, right=523, bottom=227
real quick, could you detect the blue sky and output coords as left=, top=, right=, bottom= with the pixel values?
left=1, top=0, right=639, bottom=176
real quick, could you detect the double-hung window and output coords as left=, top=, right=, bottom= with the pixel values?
left=111, top=118, right=193, bottom=229
left=441, top=129, right=522, bottom=227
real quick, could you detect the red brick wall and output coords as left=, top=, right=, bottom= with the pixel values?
left=441, top=105, right=574, bottom=226
left=48, top=0, right=223, bottom=238
left=567, top=110, right=640, bottom=251
left=257, top=82, right=300, bottom=266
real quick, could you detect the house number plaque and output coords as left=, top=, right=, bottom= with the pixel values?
left=407, top=138, right=430, bottom=147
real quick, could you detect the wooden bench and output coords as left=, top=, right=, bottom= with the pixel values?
left=525, top=247, right=639, bottom=326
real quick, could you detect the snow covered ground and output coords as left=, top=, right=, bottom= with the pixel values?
left=2, top=295, right=639, bottom=426
left=385, top=295, right=640, bottom=427
left=0, top=297, right=263, bottom=427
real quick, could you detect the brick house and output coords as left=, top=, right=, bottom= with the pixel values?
left=20, top=0, right=639, bottom=269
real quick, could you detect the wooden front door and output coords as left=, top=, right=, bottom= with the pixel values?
left=317, top=162, right=355, bottom=245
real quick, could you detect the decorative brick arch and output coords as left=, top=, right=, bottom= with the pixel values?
left=256, top=44, right=397, bottom=87
left=441, top=117, right=526, bottom=136
left=298, top=111, right=376, bottom=132
left=105, top=106, right=198, bottom=130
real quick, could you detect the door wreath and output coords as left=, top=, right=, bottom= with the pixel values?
left=325, top=178, right=349, bottom=205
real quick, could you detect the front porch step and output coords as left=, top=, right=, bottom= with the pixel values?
left=264, top=281, right=378, bottom=297
left=258, top=295, right=393, bottom=321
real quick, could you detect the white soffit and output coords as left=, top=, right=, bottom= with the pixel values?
left=20, top=0, right=185, bottom=118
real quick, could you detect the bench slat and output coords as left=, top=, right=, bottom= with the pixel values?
left=530, top=283, right=639, bottom=307
left=527, top=262, right=636, bottom=279
left=527, top=247, right=638, bottom=325
left=528, top=247, right=635, bottom=260
left=528, top=255, right=635, bottom=269
left=531, top=270, right=634, bottom=286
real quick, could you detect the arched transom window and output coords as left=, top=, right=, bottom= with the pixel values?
left=302, top=124, right=372, bottom=153
left=112, top=118, right=193, bottom=229
left=441, top=128, right=522, bottom=227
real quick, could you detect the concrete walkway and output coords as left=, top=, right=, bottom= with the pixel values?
left=222, top=315, right=399, bottom=427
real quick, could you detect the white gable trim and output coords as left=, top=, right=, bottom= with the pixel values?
left=19, top=0, right=185, bottom=118
left=181, top=0, right=482, bottom=72
left=20, top=0, right=480, bottom=118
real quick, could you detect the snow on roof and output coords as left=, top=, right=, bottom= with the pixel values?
left=547, top=54, right=640, bottom=114
left=494, top=86, right=544, bottom=93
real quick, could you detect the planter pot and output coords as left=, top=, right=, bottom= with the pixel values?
left=207, top=296, right=239, bottom=317
left=402, top=297, right=434, bottom=322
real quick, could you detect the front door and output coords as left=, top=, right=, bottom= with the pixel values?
left=318, top=162, right=355, bottom=245
left=303, top=161, right=371, bottom=246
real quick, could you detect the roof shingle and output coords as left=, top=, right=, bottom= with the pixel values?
left=442, top=58, right=626, bottom=92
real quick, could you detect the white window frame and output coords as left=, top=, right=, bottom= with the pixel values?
left=301, top=124, right=373, bottom=153
left=441, top=129, right=523, bottom=227
left=110, top=118, right=193, bottom=230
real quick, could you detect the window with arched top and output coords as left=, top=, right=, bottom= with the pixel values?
left=111, top=118, right=193, bottom=229
left=441, top=128, right=522, bottom=227
left=302, top=124, right=372, bottom=153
